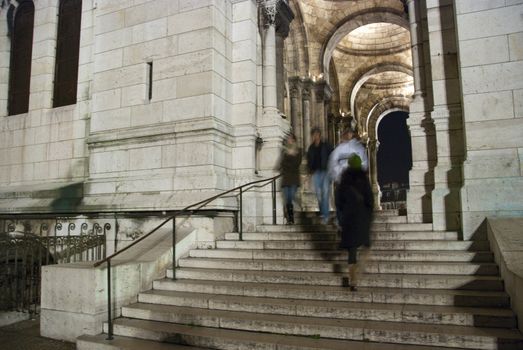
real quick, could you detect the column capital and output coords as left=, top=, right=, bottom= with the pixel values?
left=259, top=0, right=294, bottom=37
left=302, top=87, right=311, bottom=100
left=313, top=80, right=332, bottom=101
left=290, top=85, right=300, bottom=99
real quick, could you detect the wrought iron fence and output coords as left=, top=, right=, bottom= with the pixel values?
left=0, top=222, right=108, bottom=313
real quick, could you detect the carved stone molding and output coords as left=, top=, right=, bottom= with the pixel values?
left=258, top=0, right=294, bottom=38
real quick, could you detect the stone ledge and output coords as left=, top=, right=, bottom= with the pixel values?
left=487, top=217, right=523, bottom=332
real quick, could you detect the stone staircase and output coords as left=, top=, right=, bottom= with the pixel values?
left=78, top=210, right=523, bottom=350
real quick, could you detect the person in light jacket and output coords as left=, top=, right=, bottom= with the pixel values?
left=328, top=127, right=368, bottom=226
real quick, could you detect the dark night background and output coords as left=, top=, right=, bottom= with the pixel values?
left=377, top=111, right=412, bottom=187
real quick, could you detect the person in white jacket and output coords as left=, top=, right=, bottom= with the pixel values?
left=328, top=127, right=369, bottom=226
left=328, top=127, right=368, bottom=185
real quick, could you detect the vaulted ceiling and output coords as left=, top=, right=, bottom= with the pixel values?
left=284, top=0, right=414, bottom=137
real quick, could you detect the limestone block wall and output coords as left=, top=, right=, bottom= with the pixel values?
left=0, top=0, right=94, bottom=189
left=0, top=0, right=272, bottom=215
left=454, top=1, right=523, bottom=238
left=83, top=0, right=238, bottom=211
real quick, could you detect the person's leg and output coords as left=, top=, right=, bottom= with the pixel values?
left=334, top=184, right=342, bottom=228
left=312, top=172, right=322, bottom=214
left=287, top=185, right=297, bottom=224
left=289, top=185, right=298, bottom=204
left=282, top=186, right=290, bottom=223
left=319, top=171, right=331, bottom=223
left=348, top=247, right=358, bottom=291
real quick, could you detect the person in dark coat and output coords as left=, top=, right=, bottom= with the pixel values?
left=307, top=127, right=333, bottom=224
left=335, top=154, right=373, bottom=290
left=278, top=133, right=302, bottom=224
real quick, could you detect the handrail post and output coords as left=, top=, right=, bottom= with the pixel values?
left=239, top=187, right=243, bottom=241
left=172, top=216, right=176, bottom=280
left=106, top=259, right=113, bottom=340
left=272, top=178, right=277, bottom=225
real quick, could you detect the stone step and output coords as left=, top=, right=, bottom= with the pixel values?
left=169, top=268, right=504, bottom=290
left=189, top=248, right=494, bottom=262
left=226, top=231, right=459, bottom=241
left=296, top=215, right=407, bottom=224
left=115, top=304, right=523, bottom=349
left=153, top=278, right=510, bottom=307
left=216, top=240, right=490, bottom=251
left=178, top=258, right=499, bottom=275
left=77, top=334, right=206, bottom=350
left=300, top=209, right=401, bottom=218
left=138, top=289, right=516, bottom=328
left=257, top=223, right=434, bottom=232
left=105, top=317, right=466, bottom=350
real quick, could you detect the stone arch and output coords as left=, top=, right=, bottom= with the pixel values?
left=366, top=96, right=411, bottom=142
left=320, top=9, right=408, bottom=83
left=348, top=62, right=412, bottom=119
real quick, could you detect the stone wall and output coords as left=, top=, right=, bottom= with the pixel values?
left=0, top=0, right=273, bottom=216
left=0, top=0, right=93, bottom=189
left=454, top=1, right=523, bottom=238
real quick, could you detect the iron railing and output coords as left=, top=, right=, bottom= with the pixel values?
left=94, top=174, right=281, bottom=340
left=0, top=221, right=108, bottom=313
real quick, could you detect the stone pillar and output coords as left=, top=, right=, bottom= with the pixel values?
left=289, top=79, right=302, bottom=147
left=406, top=0, right=436, bottom=223
left=0, top=8, right=10, bottom=117
left=368, top=140, right=381, bottom=210
left=275, top=34, right=285, bottom=113
left=426, top=2, right=464, bottom=231
left=257, top=1, right=293, bottom=173
left=30, top=1, right=59, bottom=111
left=302, top=86, right=311, bottom=149
left=263, top=22, right=278, bottom=118
left=313, top=81, right=332, bottom=137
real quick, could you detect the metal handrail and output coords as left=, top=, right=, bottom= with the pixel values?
left=94, top=174, right=281, bottom=340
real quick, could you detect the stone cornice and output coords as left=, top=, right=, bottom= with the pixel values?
left=87, top=117, right=234, bottom=148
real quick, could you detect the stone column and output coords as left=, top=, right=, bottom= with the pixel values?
left=0, top=9, right=10, bottom=117
left=262, top=18, right=278, bottom=118
left=275, top=34, right=285, bottom=113
left=368, top=140, right=381, bottom=210
left=312, top=81, right=332, bottom=138
left=29, top=1, right=59, bottom=111
left=257, top=1, right=293, bottom=173
left=426, top=2, right=464, bottom=232
left=289, top=79, right=302, bottom=147
left=405, top=0, right=436, bottom=223
left=302, top=86, right=311, bottom=149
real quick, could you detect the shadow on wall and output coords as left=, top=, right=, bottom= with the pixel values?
left=49, top=182, right=83, bottom=213
left=440, top=3, right=465, bottom=234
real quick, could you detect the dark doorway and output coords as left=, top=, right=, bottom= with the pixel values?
left=377, top=111, right=412, bottom=202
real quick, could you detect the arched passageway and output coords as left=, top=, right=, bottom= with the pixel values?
left=377, top=111, right=412, bottom=209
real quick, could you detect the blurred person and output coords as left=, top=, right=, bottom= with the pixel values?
left=307, top=127, right=333, bottom=224
left=335, top=154, right=373, bottom=291
left=328, top=127, right=368, bottom=226
left=278, top=133, right=302, bottom=224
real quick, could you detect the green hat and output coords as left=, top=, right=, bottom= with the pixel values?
left=348, top=154, right=362, bottom=170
